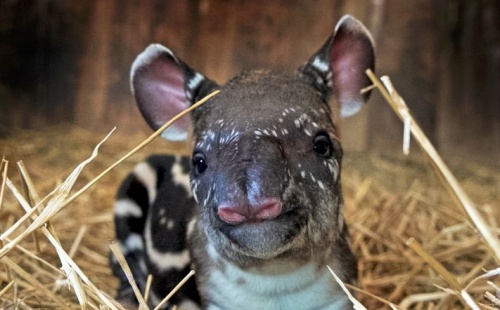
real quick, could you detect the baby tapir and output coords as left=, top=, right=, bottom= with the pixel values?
left=110, top=15, right=374, bottom=310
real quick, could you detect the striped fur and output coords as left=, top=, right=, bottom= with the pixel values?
left=112, top=155, right=200, bottom=308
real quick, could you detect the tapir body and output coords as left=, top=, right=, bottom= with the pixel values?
left=111, top=15, right=375, bottom=309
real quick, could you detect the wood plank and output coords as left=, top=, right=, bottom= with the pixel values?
left=436, top=0, right=500, bottom=164
left=364, top=0, right=440, bottom=155
left=74, top=0, right=115, bottom=128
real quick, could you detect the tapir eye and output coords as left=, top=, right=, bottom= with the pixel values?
left=192, top=152, right=208, bottom=174
left=313, top=133, right=333, bottom=158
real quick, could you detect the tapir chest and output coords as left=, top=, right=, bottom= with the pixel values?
left=189, top=233, right=350, bottom=310
left=204, top=270, right=349, bottom=310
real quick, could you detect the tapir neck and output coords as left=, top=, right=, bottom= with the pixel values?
left=200, top=243, right=350, bottom=310
left=190, top=223, right=351, bottom=310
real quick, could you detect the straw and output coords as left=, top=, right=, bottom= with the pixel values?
left=365, top=70, right=500, bottom=262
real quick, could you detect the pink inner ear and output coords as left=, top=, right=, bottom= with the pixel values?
left=332, top=43, right=362, bottom=99
left=329, top=18, right=374, bottom=118
left=132, top=46, right=192, bottom=141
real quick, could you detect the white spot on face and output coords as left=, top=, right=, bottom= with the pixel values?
left=134, top=162, right=157, bottom=204
left=299, top=113, right=312, bottom=122
left=294, top=119, right=301, bottom=129
left=202, top=186, right=213, bottom=207
left=191, top=180, right=200, bottom=203
left=300, top=170, right=306, bottom=179
left=328, top=162, right=333, bottom=173
left=328, top=159, right=340, bottom=182
left=211, top=183, right=219, bottom=205
left=220, top=129, right=241, bottom=145
left=114, top=199, right=143, bottom=217
left=317, top=180, right=325, bottom=190
left=197, top=130, right=216, bottom=149
left=272, top=130, right=278, bottom=137
left=304, top=129, right=312, bottom=136
left=279, top=118, right=283, bottom=123
left=309, top=173, right=316, bottom=182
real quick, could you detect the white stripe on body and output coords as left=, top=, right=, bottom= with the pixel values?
left=145, top=214, right=190, bottom=271
left=133, top=162, right=158, bottom=205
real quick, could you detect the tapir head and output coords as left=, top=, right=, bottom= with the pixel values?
left=130, top=15, right=374, bottom=265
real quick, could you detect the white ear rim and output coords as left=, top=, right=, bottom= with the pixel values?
left=161, top=126, right=189, bottom=141
left=130, top=44, right=176, bottom=95
left=339, top=99, right=364, bottom=118
left=335, top=15, right=375, bottom=47
left=130, top=44, right=191, bottom=142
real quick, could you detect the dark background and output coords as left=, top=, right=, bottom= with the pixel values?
left=1, top=0, right=499, bottom=164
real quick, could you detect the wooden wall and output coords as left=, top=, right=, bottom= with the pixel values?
left=1, top=0, right=499, bottom=164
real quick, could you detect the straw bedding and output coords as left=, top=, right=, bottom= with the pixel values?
left=0, top=81, right=499, bottom=308
left=0, top=124, right=498, bottom=309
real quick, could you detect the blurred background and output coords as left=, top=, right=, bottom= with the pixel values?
left=1, top=0, right=499, bottom=165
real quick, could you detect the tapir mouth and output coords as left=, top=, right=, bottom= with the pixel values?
left=215, top=206, right=308, bottom=258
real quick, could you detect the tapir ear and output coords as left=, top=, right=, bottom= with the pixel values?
left=300, top=15, right=375, bottom=118
left=131, top=44, right=219, bottom=141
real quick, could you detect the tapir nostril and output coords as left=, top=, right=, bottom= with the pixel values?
left=253, top=199, right=282, bottom=220
left=218, top=199, right=282, bottom=225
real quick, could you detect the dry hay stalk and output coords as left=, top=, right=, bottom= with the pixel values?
left=356, top=70, right=500, bottom=308
left=0, top=91, right=218, bottom=309
left=153, top=270, right=195, bottom=310
left=366, top=71, right=500, bottom=261
left=109, top=242, right=149, bottom=309
left=2, top=129, right=120, bottom=309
